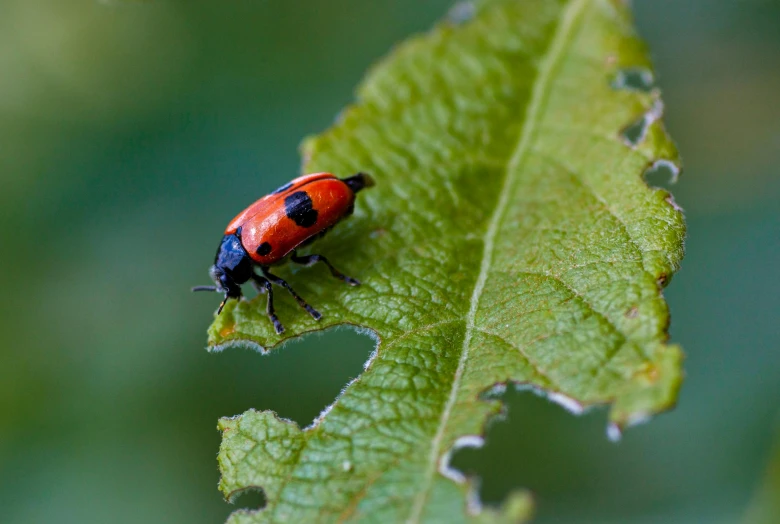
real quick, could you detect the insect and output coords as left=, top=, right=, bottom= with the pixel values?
left=193, top=172, right=374, bottom=334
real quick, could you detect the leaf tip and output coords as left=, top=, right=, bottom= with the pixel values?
left=608, top=343, right=685, bottom=429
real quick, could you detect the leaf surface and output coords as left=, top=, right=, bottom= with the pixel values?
left=209, top=0, right=685, bottom=521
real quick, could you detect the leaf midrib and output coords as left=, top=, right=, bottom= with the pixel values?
left=405, top=0, right=589, bottom=521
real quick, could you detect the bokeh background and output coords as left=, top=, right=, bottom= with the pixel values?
left=1, top=1, right=778, bottom=523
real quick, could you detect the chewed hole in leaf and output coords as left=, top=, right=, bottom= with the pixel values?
left=643, top=159, right=680, bottom=189
left=229, top=486, right=267, bottom=512
left=440, top=435, right=486, bottom=483
left=620, top=100, right=664, bottom=147
left=620, top=116, right=648, bottom=146
left=449, top=388, right=611, bottom=514
left=213, top=328, right=376, bottom=428
left=611, top=67, right=655, bottom=92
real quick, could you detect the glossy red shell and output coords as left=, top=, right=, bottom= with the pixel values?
left=225, top=173, right=355, bottom=265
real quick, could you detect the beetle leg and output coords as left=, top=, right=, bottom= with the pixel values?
left=251, top=273, right=284, bottom=334
left=250, top=278, right=267, bottom=294
left=290, top=252, right=360, bottom=286
left=261, top=268, right=322, bottom=321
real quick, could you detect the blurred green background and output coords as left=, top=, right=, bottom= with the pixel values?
left=1, top=1, right=778, bottom=523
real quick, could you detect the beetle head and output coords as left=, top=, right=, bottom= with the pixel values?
left=193, top=231, right=254, bottom=314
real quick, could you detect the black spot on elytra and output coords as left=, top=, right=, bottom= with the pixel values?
left=256, top=242, right=272, bottom=256
left=272, top=182, right=293, bottom=194
left=284, top=191, right=318, bottom=228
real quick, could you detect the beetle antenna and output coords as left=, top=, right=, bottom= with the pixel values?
left=192, top=285, right=218, bottom=292
left=217, top=296, right=229, bottom=315
left=342, top=172, right=375, bottom=193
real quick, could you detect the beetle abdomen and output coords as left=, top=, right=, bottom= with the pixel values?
left=225, top=173, right=359, bottom=265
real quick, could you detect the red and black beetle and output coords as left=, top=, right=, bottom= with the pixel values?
left=193, top=172, right=374, bottom=333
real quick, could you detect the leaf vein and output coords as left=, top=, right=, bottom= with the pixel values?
left=406, top=1, right=589, bottom=521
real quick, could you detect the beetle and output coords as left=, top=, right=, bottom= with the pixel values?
left=193, top=172, right=374, bottom=334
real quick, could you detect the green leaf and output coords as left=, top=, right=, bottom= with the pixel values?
left=208, top=0, right=685, bottom=521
